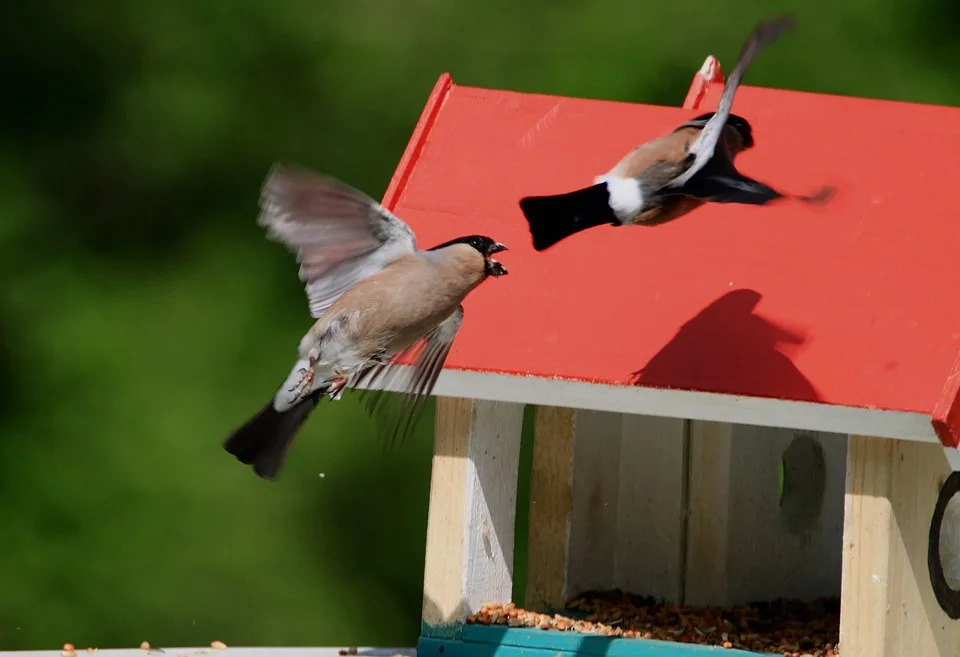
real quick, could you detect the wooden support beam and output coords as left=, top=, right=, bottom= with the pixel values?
left=684, top=420, right=733, bottom=606
left=524, top=406, right=576, bottom=611
left=421, top=396, right=525, bottom=638
left=839, top=435, right=960, bottom=657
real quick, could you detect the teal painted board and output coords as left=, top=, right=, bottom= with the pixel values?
left=420, top=635, right=762, bottom=657
left=423, top=626, right=773, bottom=656
left=422, top=621, right=464, bottom=641
left=419, top=637, right=572, bottom=657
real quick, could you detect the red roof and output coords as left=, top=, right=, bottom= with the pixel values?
left=378, top=65, right=960, bottom=454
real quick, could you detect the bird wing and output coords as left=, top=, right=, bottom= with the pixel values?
left=351, top=306, right=464, bottom=451
left=664, top=14, right=796, bottom=190
left=257, top=163, right=418, bottom=319
left=603, top=131, right=694, bottom=180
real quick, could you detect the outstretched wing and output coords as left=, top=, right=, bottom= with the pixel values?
left=664, top=14, right=796, bottom=190
left=351, top=306, right=464, bottom=451
left=257, top=163, right=418, bottom=318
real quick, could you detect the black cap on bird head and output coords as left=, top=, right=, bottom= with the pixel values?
left=682, top=112, right=755, bottom=150
left=428, top=234, right=509, bottom=277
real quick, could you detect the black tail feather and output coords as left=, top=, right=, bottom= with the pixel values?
left=519, top=183, right=619, bottom=251
left=223, top=390, right=323, bottom=481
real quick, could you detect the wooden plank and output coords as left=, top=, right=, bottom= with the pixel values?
left=839, top=435, right=960, bottom=656
left=524, top=406, right=576, bottom=611
left=421, top=397, right=525, bottom=637
left=683, top=421, right=733, bottom=606
left=525, top=414, right=845, bottom=609
left=566, top=410, right=623, bottom=597
left=684, top=422, right=846, bottom=606
left=423, top=368, right=938, bottom=445
left=614, top=415, right=688, bottom=602
left=724, top=427, right=845, bottom=604
left=525, top=410, right=688, bottom=608
left=454, top=626, right=761, bottom=655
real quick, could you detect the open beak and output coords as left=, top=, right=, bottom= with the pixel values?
left=485, top=242, right=509, bottom=276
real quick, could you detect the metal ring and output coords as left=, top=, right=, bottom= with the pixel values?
left=928, top=471, right=960, bottom=618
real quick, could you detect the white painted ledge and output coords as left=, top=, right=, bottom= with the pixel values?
left=0, top=648, right=415, bottom=657
left=349, top=366, right=940, bottom=444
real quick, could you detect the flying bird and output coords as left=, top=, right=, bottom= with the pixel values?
left=518, top=13, right=834, bottom=252
left=223, top=163, right=509, bottom=480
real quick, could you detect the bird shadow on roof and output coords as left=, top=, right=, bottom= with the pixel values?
left=629, top=288, right=822, bottom=403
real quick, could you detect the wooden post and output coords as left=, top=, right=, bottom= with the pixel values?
left=839, top=435, right=960, bottom=657
left=684, top=420, right=734, bottom=605
left=421, top=396, right=525, bottom=638
left=524, top=406, right=576, bottom=611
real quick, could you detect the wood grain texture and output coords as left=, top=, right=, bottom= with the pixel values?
left=614, top=415, right=688, bottom=602
left=684, top=424, right=846, bottom=606
left=725, top=427, right=845, bottom=604
left=683, top=421, right=733, bottom=606
left=422, top=397, right=525, bottom=636
left=566, top=410, right=623, bottom=596
left=839, top=435, right=960, bottom=657
left=525, top=406, right=575, bottom=611
left=526, top=410, right=688, bottom=607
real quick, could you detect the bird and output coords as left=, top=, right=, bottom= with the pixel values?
left=518, top=13, right=835, bottom=252
left=222, top=163, right=509, bottom=481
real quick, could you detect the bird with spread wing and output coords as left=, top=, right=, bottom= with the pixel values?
left=223, top=163, right=509, bottom=480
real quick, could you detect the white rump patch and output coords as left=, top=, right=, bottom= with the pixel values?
left=596, top=175, right=644, bottom=223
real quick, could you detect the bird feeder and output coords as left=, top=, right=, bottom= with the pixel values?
left=372, top=57, right=960, bottom=657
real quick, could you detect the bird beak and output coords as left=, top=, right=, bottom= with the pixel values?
left=488, top=242, right=509, bottom=255
left=488, top=260, right=509, bottom=277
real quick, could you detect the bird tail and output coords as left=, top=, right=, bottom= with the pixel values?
left=519, top=183, right=619, bottom=251
left=223, top=389, right=324, bottom=481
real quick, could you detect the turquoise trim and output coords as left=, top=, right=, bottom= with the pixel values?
left=421, top=620, right=464, bottom=640
left=420, top=637, right=552, bottom=657
left=418, top=625, right=774, bottom=656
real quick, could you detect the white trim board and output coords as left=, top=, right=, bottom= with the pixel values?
left=349, top=366, right=940, bottom=444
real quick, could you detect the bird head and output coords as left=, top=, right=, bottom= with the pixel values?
left=681, top=112, right=755, bottom=151
left=429, top=234, right=509, bottom=277
left=725, top=114, right=755, bottom=150
left=473, top=235, right=509, bottom=277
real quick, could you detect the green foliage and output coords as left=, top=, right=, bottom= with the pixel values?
left=1, top=0, right=958, bottom=650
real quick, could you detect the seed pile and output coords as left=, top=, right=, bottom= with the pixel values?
left=466, top=590, right=840, bottom=656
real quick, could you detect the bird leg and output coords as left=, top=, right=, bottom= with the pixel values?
left=287, top=353, right=319, bottom=397
left=327, top=368, right=349, bottom=401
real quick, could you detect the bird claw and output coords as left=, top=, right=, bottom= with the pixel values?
left=327, top=371, right=348, bottom=400
left=287, top=356, right=318, bottom=398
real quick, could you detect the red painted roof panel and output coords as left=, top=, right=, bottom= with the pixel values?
left=381, top=73, right=960, bottom=446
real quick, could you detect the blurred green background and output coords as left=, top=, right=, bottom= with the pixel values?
left=1, top=0, right=958, bottom=650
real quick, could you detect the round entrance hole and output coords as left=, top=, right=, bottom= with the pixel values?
left=941, top=492, right=960, bottom=589
left=929, top=471, right=960, bottom=618
left=778, top=432, right=827, bottom=536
